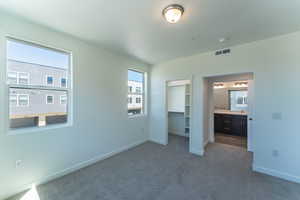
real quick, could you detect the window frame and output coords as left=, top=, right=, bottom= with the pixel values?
left=18, top=94, right=30, bottom=107
left=127, top=68, right=147, bottom=118
left=5, top=37, right=73, bottom=135
left=60, top=95, right=67, bottom=104
left=18, top=72, right=30, bottom=85
left=45, top=75, right=54, bottom=86
left=46, top=95, right=54, bottom=104
left=9, top=94, right=18, bottom=107
left=60, top=77, right=67, bottom=88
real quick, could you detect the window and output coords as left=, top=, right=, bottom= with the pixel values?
left=9, top=94, right=18, bottom=107
left=128, top=69, right=145, bottom=116
left=61, top=78, right=67, bottom=88
left=136, top=97, right=141, bottom=103
left=60, top=95, right=67, bottom=104
left=18, top=95, right=29, bottom=107
left=229, top=90, right=248, bottom=112
left=8, top=72, right=17, bottom=84
left=136, top=87, right=141, bottom=93
left=46, top=95, right=54, bottom=104
left=46, top=76, right=54, bottom=86
left=18, top=72, right=29, bottom=85
left=128, top=86, right=132, bottom=93
left=128, top=97, right=132, bottom=104
left=7, top=72, right=29, bottom=85
left=7, top=38, right=71, bottom=129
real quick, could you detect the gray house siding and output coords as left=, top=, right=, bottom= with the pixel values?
left=7, top=59, right=69, bottom=128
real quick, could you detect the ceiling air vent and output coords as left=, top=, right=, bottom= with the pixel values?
left=215, top=48, right=231, bottom=56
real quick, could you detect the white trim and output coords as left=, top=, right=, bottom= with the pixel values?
left=18, top=72, right=30, bottom=85
left=9, top=93, right=30, bottom=107
left=190, top=147, right=204, bottom=156
left=127, top=69, right=146, bottom=117
left=18, top=94, right=30, bottom=107
left=7, top=71, right=30, bottom=85
left=5, top=36, right=74, bottom=134
left=253, top=164, right=300, bottom=184
left=1, top=138, right=148, bottom=200
left=203, top=139, right=209, bottom=147
left=46, top=95, right=54, bottom=104
left=45, top=75, right=54, bottom=86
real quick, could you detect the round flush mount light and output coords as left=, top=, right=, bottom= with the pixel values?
left=163, top=4, right=184, bottom=24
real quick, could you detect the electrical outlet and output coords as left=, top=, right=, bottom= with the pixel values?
left=272, top=150, right=279, bottom=157
left=272, top=112, right=282, bottom=120
left=15, top=160, right=22, bottom=168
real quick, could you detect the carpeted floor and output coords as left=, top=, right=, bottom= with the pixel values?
left=7, top=135, right=300, bottom=200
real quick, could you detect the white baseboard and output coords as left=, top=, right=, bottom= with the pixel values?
left=253, top=164, right=300, bottom=184
left=203, top=139, right=209, bottom=147
left=190, top=148, right=204, bottom=156
left=149, top=139, right=168, bottom=146
left=169, top=130, right=187, bottom=137
left=2, top=139, right=148, bottom=200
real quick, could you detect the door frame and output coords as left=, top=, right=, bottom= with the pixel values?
left=165, top=78, right=193, bottom=152
left=204, top=72, right=255, bottom=152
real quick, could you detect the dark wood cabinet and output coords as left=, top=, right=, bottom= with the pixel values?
left=214, top=114, right=247, bottom=137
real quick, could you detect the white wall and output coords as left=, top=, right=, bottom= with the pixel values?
left=0, top=12, right=150, bottom=199
left=168, top=112, right=185, bottom=136
left=150, top=31, right=300, bottom=183
left=168, top=85, right=185, bottom=112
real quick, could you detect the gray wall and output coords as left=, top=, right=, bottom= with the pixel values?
left=0, top=12, right=150, bottom=199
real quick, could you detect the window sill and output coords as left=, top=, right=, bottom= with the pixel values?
left=7, top=122, right=73, bottom=136
left=128, top=114, right=147, bottom=119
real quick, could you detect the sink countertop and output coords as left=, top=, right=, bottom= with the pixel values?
left=214, top=109, right=247, bottom=116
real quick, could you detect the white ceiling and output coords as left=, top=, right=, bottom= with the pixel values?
left=1, top=0, right=300, bottom=64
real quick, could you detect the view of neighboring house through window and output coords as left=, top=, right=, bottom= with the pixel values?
left=7, top=38, right=71, bottom=129
left=128, top=69, right=145, bottom=116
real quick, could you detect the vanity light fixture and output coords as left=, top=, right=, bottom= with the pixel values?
left=214, top=83, right=225, bottom=89
left=234, top=82, right=248, bottom=88
left=163, top=4, right=184, bottom=24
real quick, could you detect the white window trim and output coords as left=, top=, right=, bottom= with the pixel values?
left=46, top=95, right=54, bottom=104
left=9, top=94, right=30, bottom=107
left=60, top=77, right=67, bottom=88
left=18, top=94, right=30, bottom=107
left=7, top=71, right=30, bottom=85
left=9, top=94, right=18, bottom=107
left=60, top=95, right=67, bottom=104
left=45, top=75, right=54, bottom=86
left=18, top=72, right=30, bottom=85
left=127, top=69, right=147, bottom=118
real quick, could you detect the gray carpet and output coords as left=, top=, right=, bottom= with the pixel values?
left=7, top=135, right=300, bottom=200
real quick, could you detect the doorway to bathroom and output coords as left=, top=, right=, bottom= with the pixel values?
left=203, top=73, right=254, bottom=151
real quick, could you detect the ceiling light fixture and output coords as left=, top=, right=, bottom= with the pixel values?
left=163, top=4, right=184, bottom=24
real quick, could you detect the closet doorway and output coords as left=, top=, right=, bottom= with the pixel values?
left=166, top=79, right=192, bottom=152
